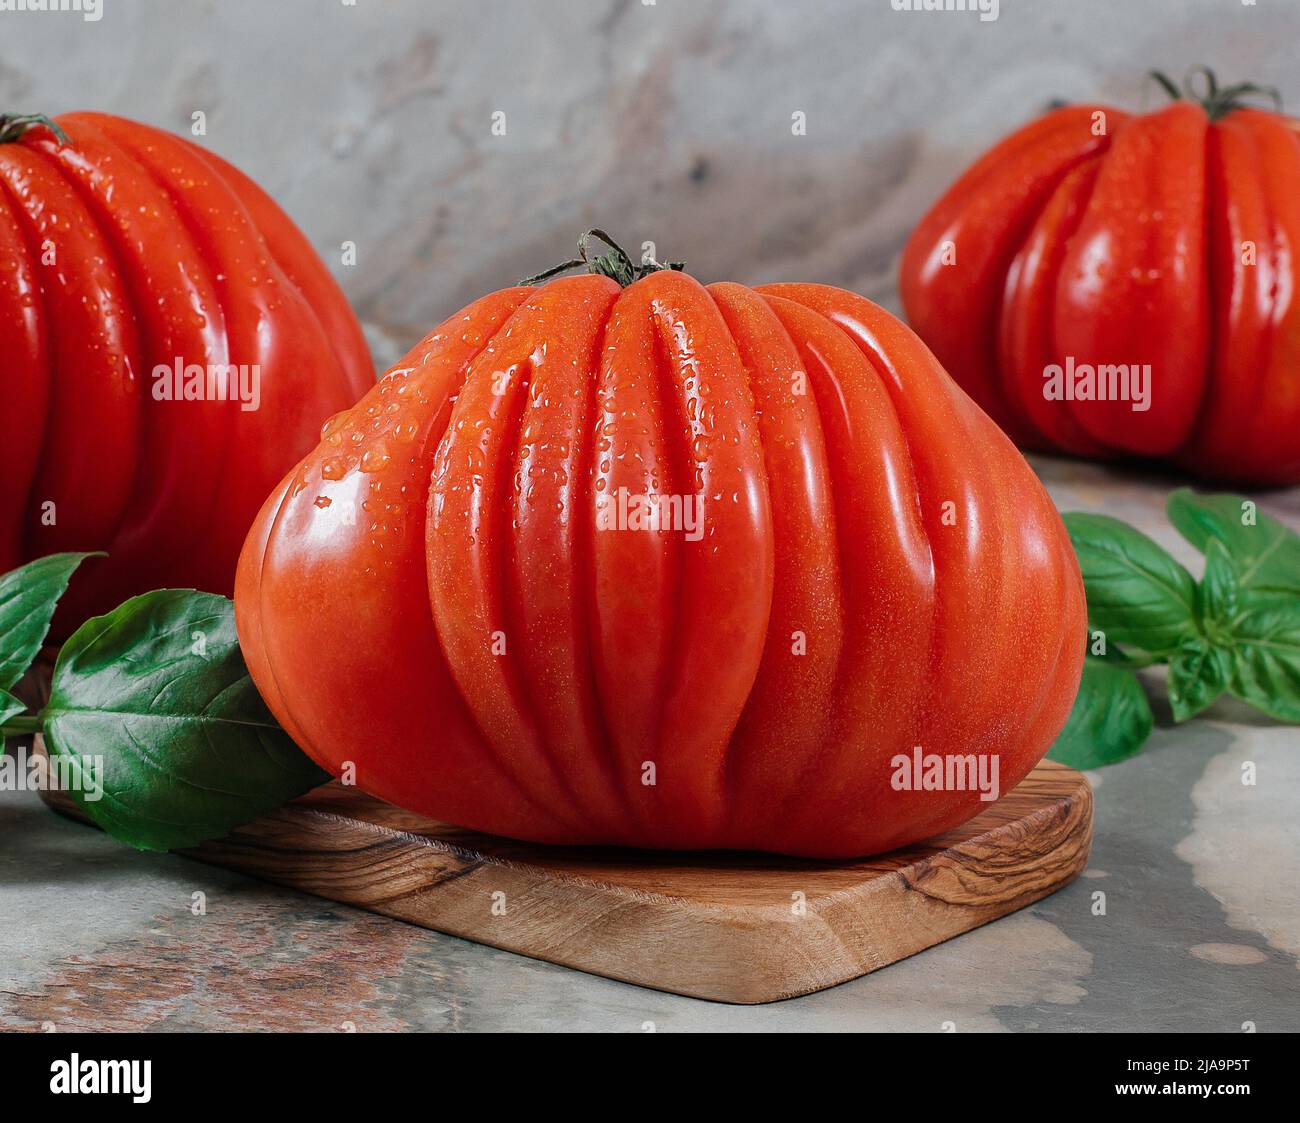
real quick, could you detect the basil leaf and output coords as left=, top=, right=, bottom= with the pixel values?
left=1063, top=512, right=1198, bottom=655
left=1220, top=590, right=1300, bottom=723
left=1199, top=537, right=1242, bottom=627
left=43, top=589, right=328, bottom=851
left=0, top=552, right=99, bottom=690
left=1, top=688, right=25, bottom=753
left=1167, top=638, right=1231, bottom=723
left=1047, top=657, right=1153, bottom=769
left=1167, top=488, right=1300, bottom=595
left=0, top=689, right=22, bottom=721
left=1165, top=539, right=1241, bottom=722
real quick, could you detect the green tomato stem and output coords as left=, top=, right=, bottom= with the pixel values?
left=1148, top=67, right=1282, bottom=120
left=518, top=229, right=686, bottom=287
left=0, top=113, right=70, bottom=146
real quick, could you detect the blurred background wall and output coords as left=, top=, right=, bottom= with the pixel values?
left=4, top=0, right=1297, bottom=364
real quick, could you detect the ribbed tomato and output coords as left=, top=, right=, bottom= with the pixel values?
left=900, top=72, right=1300, bottom=485
left=235, top=235, right=1084, bottom=857
left=0, top=112, right=372, bottom=627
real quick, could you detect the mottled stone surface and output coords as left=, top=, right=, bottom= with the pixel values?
left=2, top=0, right=1299, bottom=1030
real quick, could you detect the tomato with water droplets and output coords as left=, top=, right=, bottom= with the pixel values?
left=900, top=75, right=1300, bottom=484
left=0, top=111, right=372, bottom=630
left=236, top=249, right=1084, bottom=858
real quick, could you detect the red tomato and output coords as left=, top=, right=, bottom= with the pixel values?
left=235, top=236, right=1084, bottom=858
left=0, top=112, right=372, bottom=626
left=900, top=75, right=1300, bottom=485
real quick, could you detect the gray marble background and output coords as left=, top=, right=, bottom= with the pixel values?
left=6, top=0, right=1300, bottom=360
left=1, top=0, right=1297, bottom=1031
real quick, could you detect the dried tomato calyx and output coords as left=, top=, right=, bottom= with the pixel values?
left=0, top=113, right=70, bottom=147
left=518, top=229, right=686, bottom=287
left=1149, top=67, right=1283, bottom=121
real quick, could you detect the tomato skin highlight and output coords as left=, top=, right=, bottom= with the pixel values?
left=0, top=187, right=47, bottom=574
left=236, top=271, right=1085, bottom=859
left=999, top=158, right=1111, bottom=457
left=1055, top=103, right=1209, bottom=456
left=1187, top=109, right=1300, bottom=484
left=901, top=95, right=1300, bottom=485
left=0, top=139, right=143, bottom=561
left=899, top=105, right=1119, bottom=449
left=0, top=112, right=372, bottom=630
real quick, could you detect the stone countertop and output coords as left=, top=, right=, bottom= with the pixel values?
left=0, top=459, right=1296, bottom=1033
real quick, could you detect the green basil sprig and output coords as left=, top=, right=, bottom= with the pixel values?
left=0, top=556, right=326, bottom=850
left=1, top=688, right=25, bottom=729
left=1050, top=489, right=1300, bottom=768
left=42, top=589, right=329, bottom=850
left=0, top=552, right=99, bottom=692
left=1167, top=489, right=1300, bottom=595
left=1063, top=512, right=1199, bottom=657
left=1048, top=657, right=1153, bottom=770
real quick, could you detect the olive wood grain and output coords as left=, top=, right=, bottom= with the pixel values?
left=39, top=757, right=1091, bottom=1004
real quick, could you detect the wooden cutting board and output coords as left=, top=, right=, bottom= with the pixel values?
left=39, top=756, right=1091, bottom=1003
